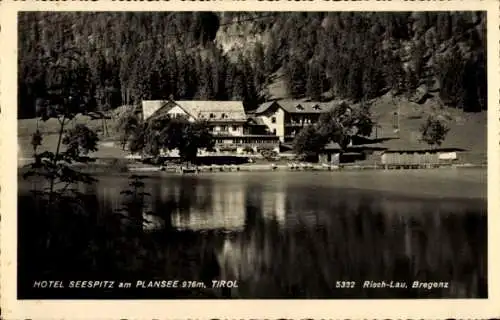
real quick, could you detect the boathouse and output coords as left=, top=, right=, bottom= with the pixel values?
left=381, top=148, right=462, bottom=167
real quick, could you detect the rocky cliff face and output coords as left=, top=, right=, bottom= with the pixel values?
left=213, top=12, right=485, bottom=106
left=214, top=13, right=273, bottom=58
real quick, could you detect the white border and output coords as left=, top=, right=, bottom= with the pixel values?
left=1, top=1, right=499, bottom=318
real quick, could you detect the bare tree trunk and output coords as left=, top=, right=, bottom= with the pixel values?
left=45, top=115, right=66, bottom=249
left=102, top=117, right=109, bottom=137
left=48, top=115, right=66, bottom=206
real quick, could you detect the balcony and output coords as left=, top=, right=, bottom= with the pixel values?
left=285, top=121, right=314, bottom=127
left=212, top=131, right=231, bottom=136
left=213, top=135, right=280, bottom=148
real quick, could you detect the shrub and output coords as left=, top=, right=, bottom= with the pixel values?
left=260, top=148, right=279, bottom=161
left=243, top=146, right=255, bottom=154
left=420, top=115, right=450, bottom=148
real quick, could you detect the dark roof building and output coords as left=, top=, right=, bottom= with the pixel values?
left=255, top=100, right=336, bottom=115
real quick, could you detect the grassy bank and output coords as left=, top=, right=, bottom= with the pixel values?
left=18, top=158, right=132, bottom=176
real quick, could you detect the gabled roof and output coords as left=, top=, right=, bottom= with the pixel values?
left=178, top=101, right=246, bottom=122
left=254, top=101, right=279, bottom=114
left=142, top=100, right=170, bottom=120
left=255, top=100, right=335, bottom=114
left=142, top=100, right=246, bottom=121
left=247, top=116, right=267, bottom=126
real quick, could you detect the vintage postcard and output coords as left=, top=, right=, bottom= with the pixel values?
left=1, top=0, right=499, bottom=318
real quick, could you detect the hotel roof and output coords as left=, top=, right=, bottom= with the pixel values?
left=142, top=100, right=247, bottom=121
left=255, top=100, right=336, bottom=114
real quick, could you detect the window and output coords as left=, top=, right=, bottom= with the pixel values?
left=209, top=113, right=215, bottom=119
left=232, top=125, right=238, bottom=131
left=221, top=113, right=227, bottom=119
left=393, top=112, right=399, bottom=129
left=296, top=105, right=304, bottom=111
left=272, top=129, right=277, bottom=135
left=271, top=117, right=276, bottom=124
left=221, top=126, right=228, bottom=131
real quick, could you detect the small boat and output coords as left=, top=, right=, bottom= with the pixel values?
left=321, top=163, right=332, bottom=170
left=180, top=166, right=198, bottom=174
left=125, top=154, right=143, bottom=160
left=128, top=166, right=162, bottom=172
left=288, top=162, right=298, bottom=170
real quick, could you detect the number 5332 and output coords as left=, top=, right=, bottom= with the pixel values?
left=336, top=281, right=355, bottom=288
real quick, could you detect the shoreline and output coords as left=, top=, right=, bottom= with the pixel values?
left=17, top=158, right=487, bottom=175
left=149, top=163, right=487, bottom=173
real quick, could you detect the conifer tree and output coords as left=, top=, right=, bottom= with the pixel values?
left=176, top=52, right=188, bottom=99
left=306, top=59, right=323, bottom=101
left=284, top=57, right=307, bottom=98
left=167, top=48, right=179, bottom=99
left=385, top=51, right=406, bottom=95
left=185, top=54, right=199, bottom=99
left=253, top=42, right=267, bottom=90
left=196, top=61, right=215, bottom=100
left=214, top=53, right=229, bottom=100
left=346, top=60, right=363, bottom=101
left=412, top=40, right=427, bottom=82
left=475, top=51, right=487, bottom=111
left=228, top=63, right=245, bottom=101
left=436, top=13, right=452, bottom=42
left=264, top=35, right=280, bottom=74
left=438, top=47, right=466, bottom=109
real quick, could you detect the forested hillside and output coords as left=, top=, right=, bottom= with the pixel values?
left=18, top=11, right=487, bottom=119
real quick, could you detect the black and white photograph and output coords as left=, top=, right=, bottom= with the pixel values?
left=2, top=2, right=497, bottom=315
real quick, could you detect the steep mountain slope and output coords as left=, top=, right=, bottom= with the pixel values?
left=214, top=12, right=486, bottom=106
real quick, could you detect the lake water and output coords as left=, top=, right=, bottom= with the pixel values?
left=18, top=169, right=487, bottom=299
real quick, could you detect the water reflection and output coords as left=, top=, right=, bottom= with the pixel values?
left=117, top=174, right=290, bottom=232
left=18, top=170, right=487, bottom=298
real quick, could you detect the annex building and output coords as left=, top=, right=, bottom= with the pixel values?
left=253, top=100, right=335, bottom=142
